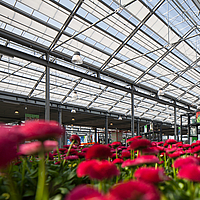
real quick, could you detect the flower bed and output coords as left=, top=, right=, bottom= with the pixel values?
left=0, top=120, right=199, bottom=200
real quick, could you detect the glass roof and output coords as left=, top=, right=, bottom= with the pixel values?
left=0, top=0, right=200, bottom=126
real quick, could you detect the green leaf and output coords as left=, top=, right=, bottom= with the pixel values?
left=58, top=187, right=69, bottom=195
left=50, top=194, right=63, bottom=200
left=23, top=189, right=35, bottom=197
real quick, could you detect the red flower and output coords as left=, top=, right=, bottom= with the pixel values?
left=191, top=142, right=199, bottom=147
left=183, top=144, right=191, bottom=149
left=122, top=155, right=159, bottom=167
left=113, top=158, right=124, bottom=164
left=65, top=155, right=79, bottom=160
left=173, top=156, right=199, bottom=168
left=70, top=135, right=81, bottom=146
left=178, top=164, right=200, bottom=182
left=82, top=147, right=89, bottom=152
left=65, top=185, right=103, bottom=200
left=156, top=146, right=164, bottom=152
left=157, top=141, right=164, bottom=146
left=77, top=160, right=97, bottom=177
left=21, top=120, right=64, bottom=140
left=129, top=139, right=152, bottom=150
left=165, top=147, right=177, bottom=153
left=142, top=147, right=159, bottom=155
left=0, top=125, right=24, bottom=168
left=165, top=139, right=177, bottom=144
left=191, top=145, right=200, bottom=154
left=111, top=142, right=121, bottom=149
left=107, top=180, right=160, bottom=200
left=134, top=167, right=170, bottom=183
left=64, top=149, right=78, bottom=155
left=78, top=152, right=85, bottom=158
left=168, top=152, right=181, bottom=159
left=121, top=150, right=131, bottom=158
left=85, top=144, right=112, bottom=160
left=77, top=160, right=120, bottom=180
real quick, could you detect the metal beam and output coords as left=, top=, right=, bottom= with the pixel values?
left=174, top=102, right=177, bottom=141
left=0, top=45, right=193, bottom=112
left=131, top=88, right=134, bottom=137
left=45, top=53, right=50, bottom=120
left=49, top=0, right=84, bottom=51
left=105, top=114, right=108, bottom=144
left=134, top=27, right=195, bottom=84
left=28, top=71, right=46, bottom=98
left=100, top=0, right=165, bottom=71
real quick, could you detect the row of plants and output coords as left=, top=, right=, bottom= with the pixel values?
left=0, top=120, right=200, bottom=200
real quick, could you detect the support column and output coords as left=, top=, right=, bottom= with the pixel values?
left=131, top=87, right=134, bottom=137
left=95, top=128, right=97, bottom=143
left=58, top=108, right=62, bottom=148
left=45, top=53, right=50, bottom=120
left=180, top=115, right=183, bottom=142
left=188, top=114, right=191, bottom=144
left=174, top=102, right=177, bottom=141
left=105, top=114, right=108, bottom=144
left=160, top=124, right=162, bottom=141
left=136, top=120, right=140, bottom=136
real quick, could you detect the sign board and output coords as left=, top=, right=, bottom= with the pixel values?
left=25, top=113, right=39, bottom=121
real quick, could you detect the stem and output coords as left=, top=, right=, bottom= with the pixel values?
left=98, top=181, right=103, bottom=192
left=116, top=149, right=118, bottom=159
left=137, top=150, right=139, bottom=158
left=7, top=172, right=20, bottom=200
left=172, top=159, right=176, bottom=179
left=56, top=146, right=61, bottom=162
left=164, top=153, right=167, bottom=169
left=21, top=157, right=26, bottom=195
left=155, top=163, right=158, bottom=169
left=66, top=140, right=75, bottom=157
left=35, top=142, right=48, bottom=200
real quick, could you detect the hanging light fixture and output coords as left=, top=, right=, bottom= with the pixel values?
left=118, top=116, right=122, bottom=120
left=158, top=88, right=165, bottom=96
left=71, top=51, right=83, bottom=65
left=71, top=108, right=76, bottom=113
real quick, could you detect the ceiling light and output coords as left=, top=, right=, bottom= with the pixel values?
left=110, top=122, right=113, bottom=126
left=158, top=88, right=165, bottom=96
left=72, top=117, right=75, bottom=121
left=14, top=110, right=19, bottom=114
left=71, top=51, right=83, bottom=65
left=118, top=116, right=122, bottom=120
left=71, top=108, right=76, bottom=113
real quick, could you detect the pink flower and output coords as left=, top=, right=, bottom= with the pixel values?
left=21, top=120, right=64, bottom=140
left=0, top=125, right=24, bottom=168
left=82, top=147, right=89, bottom=152
left=113, top=158, right=124, bottom=164
left=129, top=139, right=152, bottom=150
left=111, top=142, right=121, bottom=149
left=77, top=160, right=120, bottom=180
left=165, top=139, right=177, bottom=144
left=178, top=164, right=200, bottom=182
left=107, top=180, right=160, bottom=200
left=19, top=141, right=42, bottom=155
left=122, top=155, right=159, bottom=167
left=65, top=155, right=79, bottom=160
left=43, top=140, right=58, bottom=152
left=173, top=156, right=199, bottom=168
left=191, top=145, right=200, bottom=154
left=85, top=144, right=112, bottom=160
left=157, top=141, right=164, bottom=146
left=78, top=152, right=85, bottom=158
left=168, top=152, right=181, bottom=159
left=165, top=147, right=177, bottom=153
left=183, top=144, right=191, bottom=149
left=142, top=147, right=159, bottom=155
left=70, top=135, right=81, bottom=146
left=65, top=185, right=103, bottom=200
left=121, top=150, right=131, bottom=158
left=134, top=167, right=170, bottom=184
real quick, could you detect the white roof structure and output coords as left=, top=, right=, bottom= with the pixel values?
left=0, top=0, right=200, bottom=126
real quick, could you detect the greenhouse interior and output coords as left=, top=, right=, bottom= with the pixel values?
left=1, top=0, right=200, bottom=199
